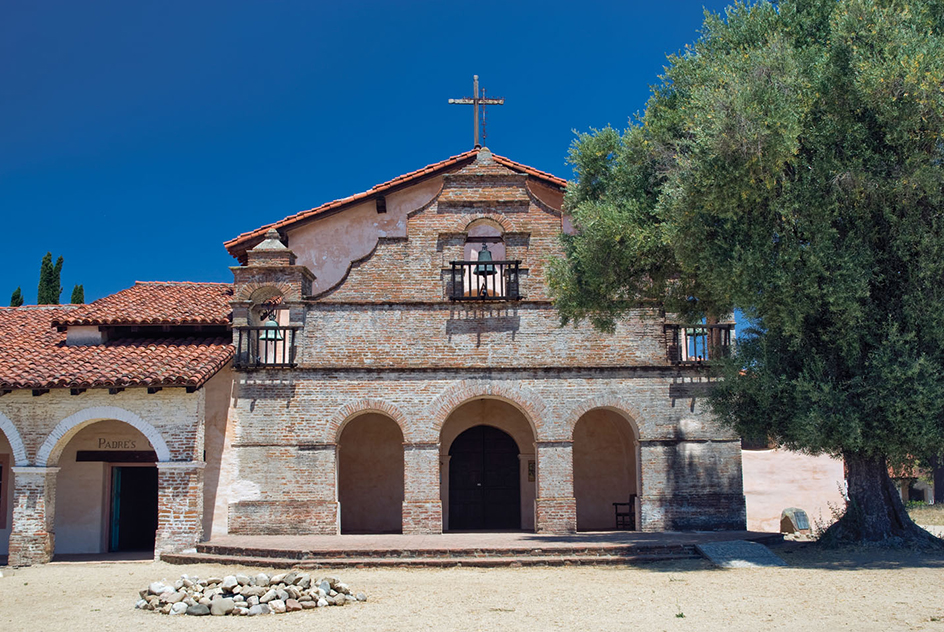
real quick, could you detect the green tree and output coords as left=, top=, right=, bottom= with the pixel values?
left=9, top=287, right=23, bottom=307
left=36, top=252, right=63, bottom=305
left=70, top=284, right=84, bottom=304
left=550, top=0, right=944, bottom=544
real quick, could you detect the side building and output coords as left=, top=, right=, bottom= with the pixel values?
left=0, top=282, right=234, bottom=566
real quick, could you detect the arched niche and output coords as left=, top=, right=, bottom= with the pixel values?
left=572, top=408, right=640, bottom=531
left=337, top=413, right=404, bottom=534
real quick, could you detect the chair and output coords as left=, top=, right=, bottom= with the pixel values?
left=613, top=494, right=637, bottom=530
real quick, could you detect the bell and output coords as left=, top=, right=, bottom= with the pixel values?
left=258, top=314, right=284, bottom=341
left=474, top=244, right=497, bottom=276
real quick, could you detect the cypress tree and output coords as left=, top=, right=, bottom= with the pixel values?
left=70, top=284, right=85, bottom=304
left=9, top=287, right=23, bottom=307
left=37, top=252, right=63, bottom=305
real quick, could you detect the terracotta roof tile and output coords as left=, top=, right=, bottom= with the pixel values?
left=0, top=306, right=233, bottom=391
left=51, top=281, right=233, bottom=327
left=224, top=148, right=568, bottom=259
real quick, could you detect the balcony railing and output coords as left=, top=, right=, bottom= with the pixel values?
left=448, top=260, right=522, bottom=301
left=665, top=324, right=735, bottom=365
left=234, top=326, right=299, bottom=370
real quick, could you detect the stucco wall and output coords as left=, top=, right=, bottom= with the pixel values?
left=201, top=367, right=235, bottom=538
left=742, top=448, right=846, bottom=532
left=287, top=178, right=443, bottom=296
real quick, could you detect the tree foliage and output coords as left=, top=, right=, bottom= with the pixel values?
left=70, top=284, right=85, bottom=305
left=37, top=252, right=63, bottom=305
left=9, top=287, right=23, bottom=307
left=550, top=0, right=944, bottom=543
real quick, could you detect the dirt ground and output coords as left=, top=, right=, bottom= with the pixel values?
left=1, top=543, right=943, bottom=632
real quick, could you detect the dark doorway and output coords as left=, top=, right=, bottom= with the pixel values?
left=449, top=425, right=521, bottom=530
left=109, top=466, right=158, bottom=552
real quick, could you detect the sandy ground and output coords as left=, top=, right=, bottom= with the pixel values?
left=1, top=543, right=943, bottom=632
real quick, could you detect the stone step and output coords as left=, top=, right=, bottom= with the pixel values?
left=162, top=550, right=700, bottom=569
left=195, top=542, right=696, bottom=560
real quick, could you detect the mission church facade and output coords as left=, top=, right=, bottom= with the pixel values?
left=0, top=146, right=746, bottom=566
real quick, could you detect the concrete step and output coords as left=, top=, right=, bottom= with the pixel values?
left=162, top=550, right=700, bottom=569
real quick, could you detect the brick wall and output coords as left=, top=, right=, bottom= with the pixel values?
left=226, top=150, right=747, bottom=536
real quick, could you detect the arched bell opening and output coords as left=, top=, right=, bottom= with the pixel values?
left=462, top=221, right=507, bottom=299
left=337, top=413, right=404, bottom=534
left=573, top=409, right=640, bottom=531
left=440, top=398, right=535, bottom=531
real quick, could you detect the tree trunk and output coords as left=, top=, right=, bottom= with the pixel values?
left=822, top=452, right=942, bottom=547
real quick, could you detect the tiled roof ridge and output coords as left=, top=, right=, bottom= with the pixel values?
left=224, top=148, right=568, bottom=258
left=133, top=280, right=232, bottom=286
left=0, top=305, right=80, bottom=312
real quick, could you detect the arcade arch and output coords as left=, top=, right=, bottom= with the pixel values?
left=337, top=413, right=404, bottom=534
left=572, top=408, right=640, bottom=531
left=440, top=398, right=536, bottom=531
left=53, top=419, right=161, bottom=554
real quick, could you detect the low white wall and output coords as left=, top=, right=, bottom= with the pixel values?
left=742, top=448, right=846, bottom=532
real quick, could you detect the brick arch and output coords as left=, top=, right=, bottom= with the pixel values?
left=426, top=381, right=547, bottom=441
left=330, top=399, right=409, bottom=443
left=0, top=410, right=29, bottom=466
left=463, top=214, right=512, bottom=234
left=235, top=281, right=294, bottom=303
left=36, top=406, right=171, bottom=466
left=566, top=394, right=644, bottom=442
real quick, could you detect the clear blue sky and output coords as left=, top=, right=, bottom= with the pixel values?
left=1, top=0, right=733, bottom=304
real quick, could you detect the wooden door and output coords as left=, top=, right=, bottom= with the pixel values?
left=449, top=425, right=521, bottom=530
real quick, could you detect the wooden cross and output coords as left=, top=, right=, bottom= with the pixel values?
left=448, top=75, right=504, bottom=148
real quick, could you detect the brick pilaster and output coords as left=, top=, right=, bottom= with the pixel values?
left=154, top=461, right=205, bottom=559
left=534, top=441, right=576, bottom=533
left=8, top=467, right=59, bottom=566
left=402, top=442, right=442, bottom=534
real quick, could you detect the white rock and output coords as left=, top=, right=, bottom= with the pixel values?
left=316, top=598, right=328, bottom=608
left=269, top=599, right=287, bottom=614
left=170, top=602, right=188, bottom=615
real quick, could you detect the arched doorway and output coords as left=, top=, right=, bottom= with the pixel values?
left=440, top=399, right=535, bottom=531
left=0, top=431, right=13, bottom=558
left=449, top=425, right=520, bottom=530
left=53, top=419, right=160, bottom=554
left=337, top=413, right=404, bottom=534
left=573, top=409, right=639, bottom=531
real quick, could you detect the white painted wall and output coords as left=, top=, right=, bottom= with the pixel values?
left=742, top=448, right=846, bottom=532
left=287, top=178, right=443, bottom=296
